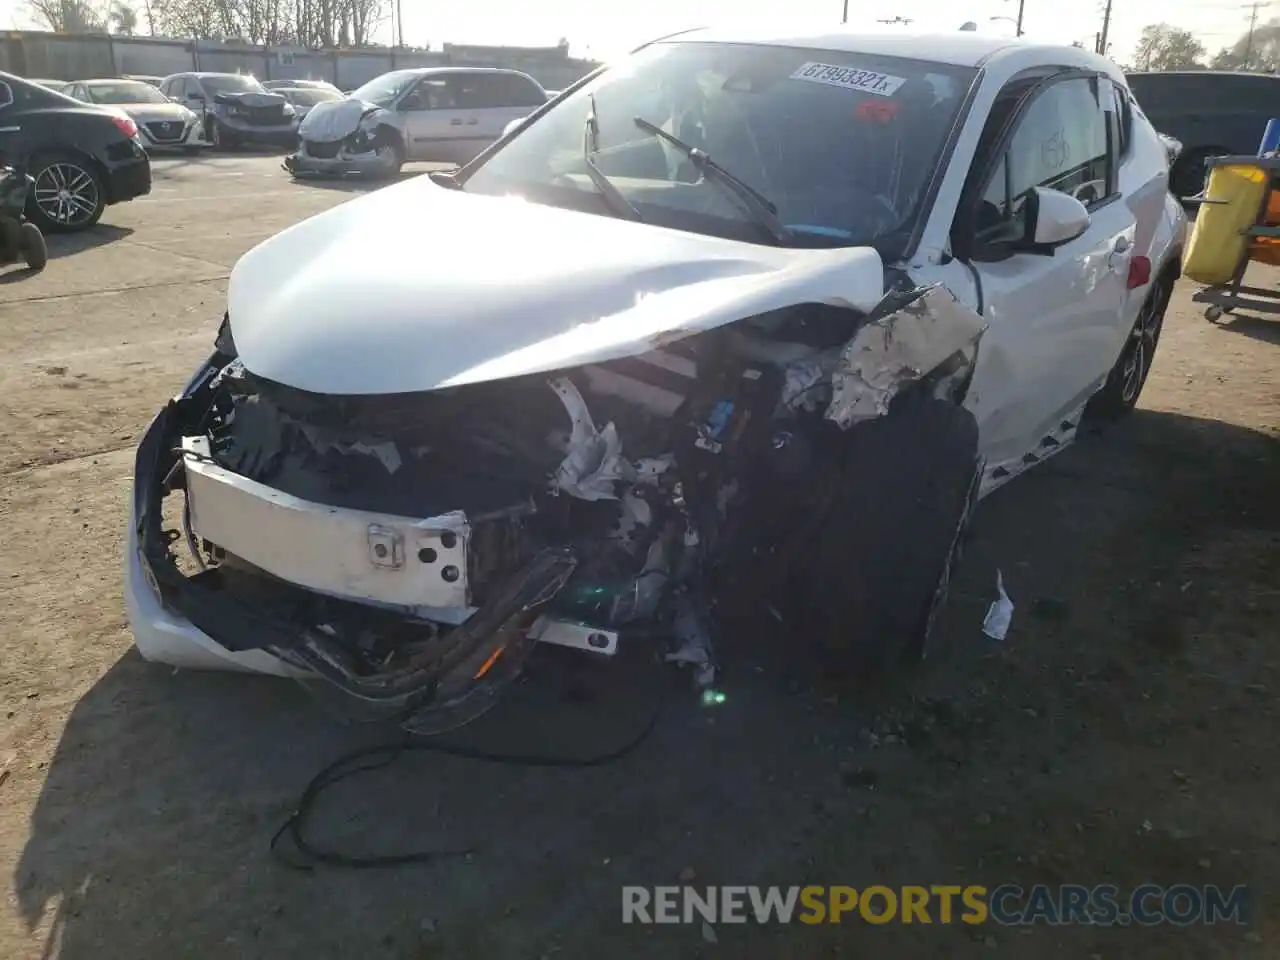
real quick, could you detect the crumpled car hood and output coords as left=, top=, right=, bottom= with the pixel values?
left=226, top=178, right=887, bottom=396
left=297, top=98, right=385, bottom=142
left=214, top=91, right=287, bottom=108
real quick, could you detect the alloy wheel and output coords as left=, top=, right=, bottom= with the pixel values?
left=1120, top=283, right=1168, bottom=404
left=33, top=162, right=100, bottom=227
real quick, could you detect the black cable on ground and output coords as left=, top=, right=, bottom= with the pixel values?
left=270, top=694, right=665, bottom=871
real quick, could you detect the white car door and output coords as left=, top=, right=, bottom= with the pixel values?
left=959, top=74, right=1136, bottom=474
left=397, top=75, right=465, bottom=162
left=455, top=72, right=547, bottom=162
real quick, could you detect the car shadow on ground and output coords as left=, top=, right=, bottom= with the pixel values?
left=12, top=408, right=1280, bottom=959
left=286, top=168, right=432, bottom=194
left=0, top=224, right=133, bottom=284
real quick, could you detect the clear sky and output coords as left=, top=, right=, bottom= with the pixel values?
left=0, top=0, right=1265, bottom=66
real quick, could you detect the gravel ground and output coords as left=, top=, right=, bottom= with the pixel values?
left=1, top=155, right=1277, bottom=959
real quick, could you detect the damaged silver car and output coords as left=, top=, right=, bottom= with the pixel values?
left=129, top=29, right=1185, bottom=731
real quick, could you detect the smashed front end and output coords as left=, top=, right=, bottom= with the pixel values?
left=285, top=100, right=401, bottom=179
left=129, top=285, right=985, bottom=731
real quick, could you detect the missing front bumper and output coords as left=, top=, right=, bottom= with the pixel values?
left=130, top=397, right=599, bottom=729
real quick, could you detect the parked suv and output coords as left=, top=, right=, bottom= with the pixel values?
left=0, top=71, right=151, bottom=232
left=159, top=72, right=297, bottom=149
left=1126, top=71, right=1280, bottom=196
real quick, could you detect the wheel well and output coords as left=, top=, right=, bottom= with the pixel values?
left=374, top=124, right=404, bottom=154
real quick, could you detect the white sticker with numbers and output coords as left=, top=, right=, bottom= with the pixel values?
left=790, top=62, right=907, bottom=97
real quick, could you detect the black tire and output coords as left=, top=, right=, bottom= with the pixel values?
left=1171, top=146, right=1227, bottom=199
left=19, top=222, right=47, bottom=271
left=791, top=397, right=981, bottom=677
left=25, top=152, right=105, bottom=234
left=1086, top=271, right=1174, bottom=421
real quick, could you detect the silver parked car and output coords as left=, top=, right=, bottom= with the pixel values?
left=274, top=85, right=344, bottom=122
left=159, top=72, right=297, bottom=149
left=285, top=67, right=547, bottom=178
left=65, top=78, right=205, bottom=154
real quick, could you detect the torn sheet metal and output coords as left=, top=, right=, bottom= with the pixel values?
left=826, top=284, right=987, bottom=428
left=665, top=591, right=717, bottom=687
left=548, top=377, right=633, bottom=500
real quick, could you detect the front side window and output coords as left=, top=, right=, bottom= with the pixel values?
left=977, top=77, right=1111, bottom=245
left=460, top=41, right=976, bottom=253
left=351, top=70, right=422, bottom=107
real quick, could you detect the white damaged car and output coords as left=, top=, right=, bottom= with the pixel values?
left=129, top=29, right=1185, bottom=731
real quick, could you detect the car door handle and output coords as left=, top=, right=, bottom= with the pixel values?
left=450, top=118, right=464, bottom=126
left=467, top=118, right=479, bottom=126
left=1109, top=236, right=1133, bottom=270
left=0, top=125, right=20, bottom=132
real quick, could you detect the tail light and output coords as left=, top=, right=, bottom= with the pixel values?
left=111, top=114, right=138, bottom=139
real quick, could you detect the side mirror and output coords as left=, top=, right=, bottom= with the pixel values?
left=1022, top=186, right=1090, bottom=251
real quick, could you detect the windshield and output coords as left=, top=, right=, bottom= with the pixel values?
left=85, top=81, right=169, bottom=104
left=351, top=70, right=421, bottom=106
left=462, top=41, right=974, bottom=253
left=201, top=74, right=266, bottom=95
left=281, top=88, right=342, bottom=106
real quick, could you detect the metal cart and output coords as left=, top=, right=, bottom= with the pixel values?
left=1189, top=154, right=1280, bottom=323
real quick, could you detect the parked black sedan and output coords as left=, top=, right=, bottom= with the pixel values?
left=0, top=71, right=151, bottom=232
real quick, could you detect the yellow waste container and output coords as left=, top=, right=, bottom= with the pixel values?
left=1184, top=162, right=1270, bottom=285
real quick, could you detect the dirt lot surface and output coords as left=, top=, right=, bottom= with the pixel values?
left=1, top=155, right=1278, bottom=959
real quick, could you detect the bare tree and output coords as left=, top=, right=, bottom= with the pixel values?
left=149, top=0, right=381, bottom=45
left=1212, top=17, right=1280, bottom=71
left=1132, top=23, right=1207, bottom=71
left=109, top=0, right=138, bottom=33
left=25, top=0, right=106, bottom=32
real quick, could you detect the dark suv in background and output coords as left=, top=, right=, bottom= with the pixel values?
left=1127, top=71, right=1280, bottom=196
left=0, top=71, right=151, bottom=232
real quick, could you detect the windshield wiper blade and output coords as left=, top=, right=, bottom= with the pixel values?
left=580, top=94, right=642, bottom=221
left=632, top=116, right=789, bottom=244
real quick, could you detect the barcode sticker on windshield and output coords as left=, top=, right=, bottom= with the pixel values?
left=790, top=62, right=907, bottom=97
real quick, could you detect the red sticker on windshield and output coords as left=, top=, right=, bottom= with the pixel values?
left=855, top=99, right=900, bottom=123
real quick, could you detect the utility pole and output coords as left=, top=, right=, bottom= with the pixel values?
left=1242, top=1, right=1272, bottom=70
left=842, top=0, right=850, bottom=24
left=1098, top=0, right=1113, bottom=56
left=1014, top=0, right=1025, bottom=36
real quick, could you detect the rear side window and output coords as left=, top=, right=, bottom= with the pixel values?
left=454, top=72, right=545, bottom=109
left=0, top=82, right=12, bottom=109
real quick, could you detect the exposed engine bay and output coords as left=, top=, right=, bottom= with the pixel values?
left=134, top=284, right=986, bottom=733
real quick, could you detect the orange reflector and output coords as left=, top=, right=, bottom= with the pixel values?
left=472, top=644, right=507, bottom=680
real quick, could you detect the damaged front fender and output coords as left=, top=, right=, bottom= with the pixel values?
left=826, top=284, right=988, bottom=428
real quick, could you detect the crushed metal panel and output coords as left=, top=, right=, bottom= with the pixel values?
left=826, top=283, right=988, bottom=428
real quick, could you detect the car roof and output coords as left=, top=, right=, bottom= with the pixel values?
left=394, top=66, right=539, bottom=77
left=1127, top=69, right=1280, bottom=79
left=665, top=27, right=1118, bottom=71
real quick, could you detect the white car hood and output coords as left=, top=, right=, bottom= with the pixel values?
left=226, top=178, right=887, bottom=396
left=118, top=102, right=194, bottom=125
left=297, top=98, right=383, bottom=142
